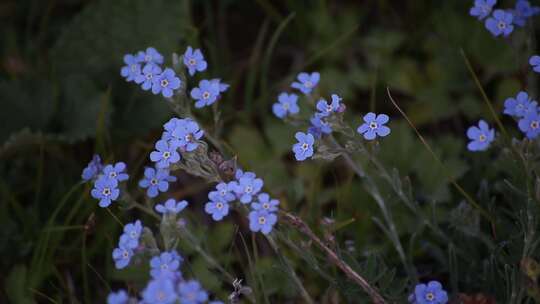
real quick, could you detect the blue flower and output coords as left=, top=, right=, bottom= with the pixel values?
left=119, top=220, right=143, bottom=249
left=91, top=177, right=120, bottom=208
left=232, top=174, right=264, bottom=204
left=519, top=111, right=540, bottom=139
left=152, top=68, right=181, bottom=98
left=112, top=245, right=133, bottom=269
left=530, top=55, right=540, bottom=73
left=135, top=64, right=162, bottom=91
left=272, top=93, right=300, bottom=119
left=155, top=199, right=188, bottom=214
left=503, top=91, right=538, bottom=117
left=252, top=193, right=279, bottom=212
left=409, top=281, right=448, bottom=304
left=291, top=72, right=320, bottom=94
left=316, top=94, right=341, bottom=116
left=142, top=278, right=178, bottom=304
left=466, top=120, right=495, bottom=152
left=234, top=169, right=256, bottom=180
left=211, top=182, right=236, bottom=202
left=140, top=47, right=164, bottom=65
left=178, top=280, right=208, bottom=304
left=485, top=9, right=514, bottom=37
left=120, top=53, right=142, bottom=82
left=81, top=154, right=102, bottom=181
left=204, top=199, right=230, bottom=221
left=511, top=0, right=540, bottom=27
left=183, top=46, right=208, bottom=76
left=210, top=78, right=230, bottom=93
left=139, top=167, right=177, bottom=198
left=107, top=290, right=129, bottom=304
left=150, top=251, right=183, bottom=280
left=292, top=132, right=315, bottom=161
left=171, top=119, right=204, bottom=152
left=248, top=210, right=277, bottom=234
left=310, top=114, right=332, bottom=135
left=357, top=112, right=391, bottom=140
left=150, top=140, right=181, bottom=169
left=190, top=79, right=221, bottom=108
left=102, top=162, right=129, bottom=182
left=469, top=0, right=496, bottom=20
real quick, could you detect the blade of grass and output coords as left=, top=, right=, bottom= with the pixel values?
left=260, top=13, right=296, bottom=105
left=386, top=87, right=495, bottom=225
left=244, top=19, right=271, bottom=115
left=460, top=49, right=509, bottom=139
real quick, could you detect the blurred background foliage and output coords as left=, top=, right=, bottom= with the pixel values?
left=1, top=0, right=538, bottom=303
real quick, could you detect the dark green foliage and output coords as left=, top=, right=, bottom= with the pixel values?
left=2, top=0, right=540, bottom=303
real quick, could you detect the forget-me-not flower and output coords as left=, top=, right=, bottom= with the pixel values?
left=152, top=68, right=181, bottom=98
left=466, top=120, right=495, bottom=152
left=119, top=220, right=143, bottom=249
left=357, top=112, right=391, bottom=140
left=511, top=0, right=540, bottom=26
left=504, top=91, right=537, bottom=117
left=530, top=55, right=540, bottom=73
left=292, top=132, right=314, bottom=161
left=150, top=140, right=181, bottom=169
left=485, top=9, right=514, bottom=37
left=252, top=193, right=279, bottom=212
left=210, top=182, right=236, bottom=202
left=469, top=0, right=497, bottom=20
left=211, top=78, right=229, bottom=94
left=272, top=92, right=300, bottom=119
left=139, top=47, right=164, bottom=65
left=310, top=114, right=332, bottom=135
left=142, top=278, right=178, bottom=304
left=135, top=63, right=162, bottom=91
left=408, top=281, right=448, bottom=304
left=316, top=94, right=341, bottom=116
left=102, top=162, right=129, bottom=182
left=155, top=199, right=188, bottom=214
left=91, top=177, right=120, bottom=208
left=519, top=111, right=540, bottom=139
left=183, top=46, right=208, bottom=76
left=233, top=174, right=264, bottom=204
left=107, top=290, right=129, bottom=304
left=82, top=154, right=102, bottom=181
left=139, top=167, right=177, bottom=198
left=120, top=53, right=142, bottom=82
left=204, top=198, right=230, bottom=221
left=178, top=280, right=208, bottom=304
left=248, top=210, right=277, bottom=234
left=291, top=72, right=320, bottom=94
left=171, top=119, right=204, bottom=152
left=190, top=79, right=221, bottom=108
left=112, top=246, right=133, bottom=269
left=150, top=251, right=183, bottom=280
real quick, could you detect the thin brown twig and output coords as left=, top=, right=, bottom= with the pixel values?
left=279, top=211, right=387, bottom=304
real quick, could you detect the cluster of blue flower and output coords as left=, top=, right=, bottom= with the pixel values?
left=505, top=91, right=540, bottom=139
left=103, top=197, right=223, bottom=303
left=82, top=156, right=129, bottom=207
left=469, top=0, right=539, bottom=37
left=108, top=247, right=224, bottom=304
left=466, top=76, right=540, bottom=151
left=271, top=72, right=391, bottom=161
left=112, top=220, right=142, bottom=269
left=121, top=47, right=181, bottom=98
left=121, top=46, right=229, bottom=108
left=204, top=169, right=279, bottom=234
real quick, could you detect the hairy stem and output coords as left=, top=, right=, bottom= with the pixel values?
left=280, top=211, right=387, bottom=304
